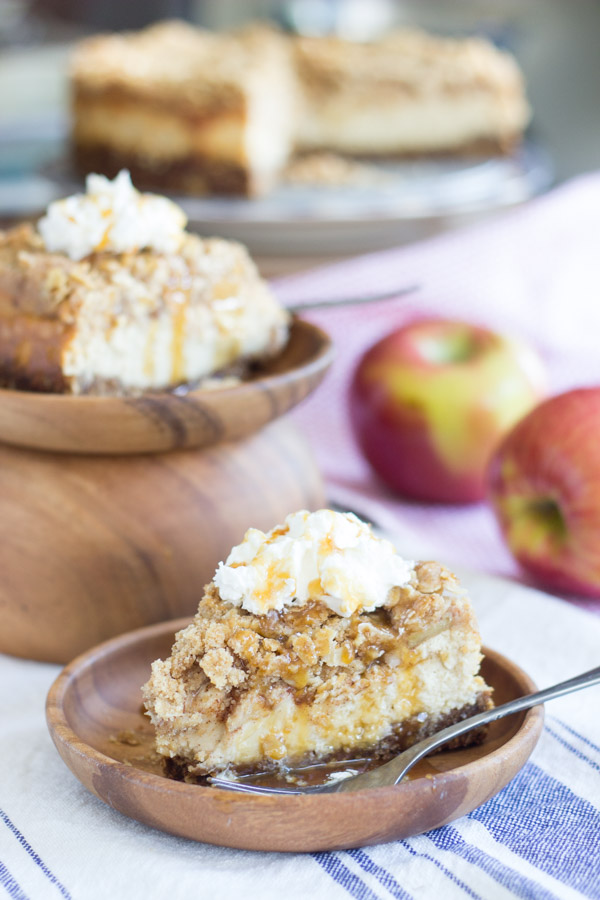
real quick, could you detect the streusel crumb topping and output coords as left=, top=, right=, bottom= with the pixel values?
left=0, top=222, right=281, bottom=325
left=146, top=562, right=469, bottom=705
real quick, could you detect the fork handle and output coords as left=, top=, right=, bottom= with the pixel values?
left=287, top=284, right=419, bottom=314
left=332, top=663, right=600, bottom=793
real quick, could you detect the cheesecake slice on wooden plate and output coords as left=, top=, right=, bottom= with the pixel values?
left=143, top=509, right=493, bottom=779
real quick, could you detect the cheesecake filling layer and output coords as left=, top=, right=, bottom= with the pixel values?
left=296, top=94, right=526, bottom=155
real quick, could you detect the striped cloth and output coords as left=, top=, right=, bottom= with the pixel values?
left=282, top=172, right=600, bottom=618
left=0, top=571, right=599, bottom=899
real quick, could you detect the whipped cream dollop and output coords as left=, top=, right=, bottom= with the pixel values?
left=38, top=170, right=187, bottom=261
left=214, top=509, right=414, bottom=617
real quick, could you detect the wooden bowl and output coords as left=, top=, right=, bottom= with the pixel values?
left=0, top=419, right=324, bottom=663
left=0, top=319, right=333, bottom=454
left=46, top=621, right=544, bottom=852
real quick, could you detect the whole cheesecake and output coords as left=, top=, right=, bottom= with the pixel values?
left=142, top=509, right=493, bottom=779
left=70, top=21, right=531, bottom=197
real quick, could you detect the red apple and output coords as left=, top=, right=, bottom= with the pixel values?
left=488, top=387, right=600, bottom=598
left=349, top=318, right=546, bottom=503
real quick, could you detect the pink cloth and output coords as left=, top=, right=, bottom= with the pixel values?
left=276, top=173, right=600, bottom=616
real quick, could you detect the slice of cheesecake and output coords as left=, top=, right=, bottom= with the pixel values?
left=70, top=21, right=296, bottom=197
left=0, top=171, right=289, bottom=394
left=142, top=509, right=493, bottom=779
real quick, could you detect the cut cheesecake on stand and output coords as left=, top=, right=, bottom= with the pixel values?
left=142, top=509, right=493, bottom=779
left=70, top=21, right=531, bottom=197
left=0, top=170, right=289, bottom=394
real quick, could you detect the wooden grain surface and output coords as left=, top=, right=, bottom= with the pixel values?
left=0, top=318, right=333, bottom=454
left=0, top=418, right=325, bottom=663
left=46, top=630, right=544, bottom=852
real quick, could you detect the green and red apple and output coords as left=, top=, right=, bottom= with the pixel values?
left=488, top=387, right=600, bottom=598
left=349, top=318, right=546, bottom=503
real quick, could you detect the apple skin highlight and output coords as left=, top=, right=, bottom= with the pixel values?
left=349, top=319, right=546, bottom=504
left=488, top=387, right=600, bottom=599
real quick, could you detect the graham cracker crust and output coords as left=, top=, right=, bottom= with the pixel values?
left=293, top=135, right=520, bottom=163
left=73, top=144, right=257, bottom=197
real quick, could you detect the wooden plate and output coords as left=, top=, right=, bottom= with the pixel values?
left=46, top=619, right=544, bottom=852
left=0, top=319, right=333, bottom=454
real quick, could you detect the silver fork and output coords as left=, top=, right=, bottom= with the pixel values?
left=286, top=284, right=419, bottom=314
left=209, top=664, right=600, bottom=795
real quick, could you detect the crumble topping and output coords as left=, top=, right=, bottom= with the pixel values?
left=295, top=29, right=527, bottom=98
left=72, top=21, right=526, bottom=106
left=70, top=20, right=291, bottom=113
left=149, top=561, right=470, bottom=699
left=0, top=221, right=283, bottom=326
